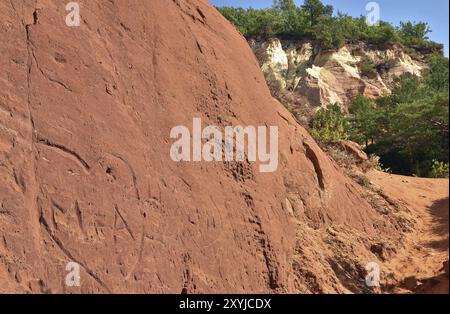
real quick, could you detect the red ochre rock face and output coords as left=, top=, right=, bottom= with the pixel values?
left=0, top=0, right=400, bottom=293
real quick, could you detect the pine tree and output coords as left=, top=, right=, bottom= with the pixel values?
left=301, top=0, right=333, bottom=26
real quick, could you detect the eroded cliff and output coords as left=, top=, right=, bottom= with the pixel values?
left=251, top=38, right=425, bottom=116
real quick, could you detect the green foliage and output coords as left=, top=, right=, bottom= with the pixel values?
left=311, top=16, right=344, bottom=49
left=399, top=21, right=431, bottom=46
left=217, top=0, right=442, bottom=52
left=310, top=103, right=348, bottom=143
left=358, top=57, right=377, bottom=77
left=348, top=95, right=379, bottom=146
left=301, top=0, right=333, bottom=26
left=425, top=54, right=449, bottom=92
left=310, top=55, right=449, bottom=177
left=429, top=160, right=449, bottom=178
left=273, top=0, right=296, bottom=11
left=348, top=55, right=449, bottom=177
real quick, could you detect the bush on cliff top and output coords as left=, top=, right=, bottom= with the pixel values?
left=217, top=0, right=443, bottom=52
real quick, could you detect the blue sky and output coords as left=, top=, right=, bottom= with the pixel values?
left=209, top=0, right=449, bottom=56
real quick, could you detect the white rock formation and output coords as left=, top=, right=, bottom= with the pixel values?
left=251, top=39, right=426, bottom=112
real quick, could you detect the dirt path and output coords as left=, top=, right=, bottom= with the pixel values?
left=368, top=171, right=449, bottom=293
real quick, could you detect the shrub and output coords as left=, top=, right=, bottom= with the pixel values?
left=310, top=103, right=348, bottom=143
left=358, top=57, right=377, bottom=77
left=429, top=160, right=449, bottom=178
left=348, top=55, right=449, bottom=177
left=355, top=174, right=371, bottom=187
left=217, top=1, right=441, bottom=52
left=369, top=154, right=391, bottom=173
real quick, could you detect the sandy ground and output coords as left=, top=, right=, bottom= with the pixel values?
left=368, top=171, right=449, bottom=293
